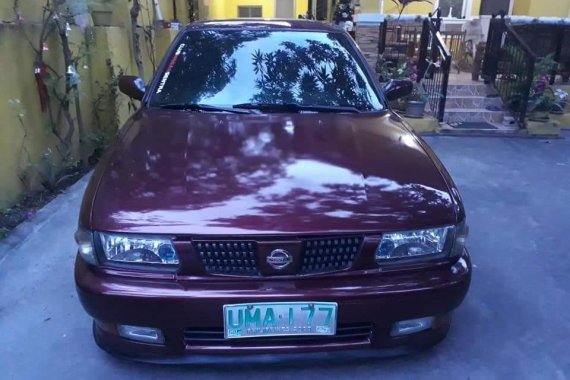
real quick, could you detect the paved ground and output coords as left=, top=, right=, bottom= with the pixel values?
left=1, top=133, right=569, bottom=380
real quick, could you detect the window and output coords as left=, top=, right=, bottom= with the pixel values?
left=479, top=0, right=511, bottom=15
left=150, top=30, right=383, bottom=112
left=437, top=0, right=466, bottom=18
left=238, top=6, right=262, bottom=18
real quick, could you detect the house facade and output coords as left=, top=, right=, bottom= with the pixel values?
left=196, top=0, right=570, bottom=20
left=200, top=0, right=313, bottom=19
left=357, top=0, right=570, bottom=19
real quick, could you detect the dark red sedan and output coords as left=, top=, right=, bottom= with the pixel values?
left=74, top=19, right=471, bottom=362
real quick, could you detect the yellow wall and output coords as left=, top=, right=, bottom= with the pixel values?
left=0, top=25, right=63, bottom=203
left=205, top=0, right=229, bottom=18
left=0, top=0, right=179, bottom=208
left=359, top=0, right=433, bottom=15
left=513, top=0, right=531, bottom=15
left=201, top=0, right=309, bottom=19
left=471, top=0, right=481, bottom=16
left=526, top=0, right=570, bottom=17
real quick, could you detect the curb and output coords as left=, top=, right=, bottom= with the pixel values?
left=0, top=173, right=91, bottom=264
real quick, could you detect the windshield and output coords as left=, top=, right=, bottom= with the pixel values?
left=149, top=29, right=383, bottom=112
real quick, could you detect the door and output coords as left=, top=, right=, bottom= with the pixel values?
left=480, top=0, right=511, bottom=15
left=275, top=0, right=295, bottom=18
left=316, top=0, right=329, bottom=20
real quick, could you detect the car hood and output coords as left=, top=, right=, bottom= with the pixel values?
left=87, top=109, right=459, bottom=235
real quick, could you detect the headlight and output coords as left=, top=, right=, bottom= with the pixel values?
left=99, top=233, right=179, bottom=265
left=375, top=226, right=453, bottom=262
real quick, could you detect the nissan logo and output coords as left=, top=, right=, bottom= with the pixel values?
left=266, top=249, right=292, bottom=270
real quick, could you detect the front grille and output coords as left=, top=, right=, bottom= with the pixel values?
left=184, top=323, right=373, bottom=347
left=300, top=236, right=363, bottom=274
left=193, top=241, right=258, bottom=276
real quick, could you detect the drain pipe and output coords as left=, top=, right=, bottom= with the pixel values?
left=153, top=0, right=164, bottom=22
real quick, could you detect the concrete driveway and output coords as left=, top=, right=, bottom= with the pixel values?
left=1, top=134, right=569, bottom=380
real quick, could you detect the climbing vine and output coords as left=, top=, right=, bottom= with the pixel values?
left=12, top=0, right=89, bottom=191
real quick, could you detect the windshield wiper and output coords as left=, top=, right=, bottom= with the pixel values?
left=232, top=103, right=361, bottom=113
left=158, top=103, right=254, bottom=114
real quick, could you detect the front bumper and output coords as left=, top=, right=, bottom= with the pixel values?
left=75, top=250, right=471, bottom=360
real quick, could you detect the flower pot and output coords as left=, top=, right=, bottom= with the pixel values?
left=550, top=101, right=567, bottom=115
left=405, top=100, right=426, bottom=118
left=528, top=111, right=550, bottom=122
left=91, top=10, right=113, bottom=26
left=526, top=120, right=560, bottom=136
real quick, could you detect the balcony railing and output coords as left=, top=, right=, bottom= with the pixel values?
left=510, top=21, right=570, bottom=84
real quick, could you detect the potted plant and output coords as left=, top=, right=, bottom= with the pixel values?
left=405, top=82, right=428, bottom=118
left=388, top=59, right=417, bottom=112
left=376, top=55, right=397, bottom=83
left=403, top=59, right=432, bottom=118
left=528, top=76, right=555, bottom=121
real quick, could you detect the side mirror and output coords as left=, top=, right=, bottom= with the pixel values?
left=383, top=79, right=414, bottom=102
left=118, top=75, right=145, bottom=101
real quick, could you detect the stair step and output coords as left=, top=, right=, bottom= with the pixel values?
left=446, top=84, right=490, bottom=97
left=444, top=108, right=505, bottom=123
left=438, top=124, right=522, bottom=135
left=445, top=95, right=503, bottom=109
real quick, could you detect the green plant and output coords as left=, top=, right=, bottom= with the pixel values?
left=404, top=58, right=441, bottom=103
left=528, top=87, right=555, bottom=120
left=11, top=0, right=93, bottom=196
left=13, top=0, right=88, bottom=164
left=533, top=54, right=556, bottom=82
left=376, top=56, right=399, bottom=82
left=408, top=82, right=429, bottom=102
left=525, top=55, right=558, bottom=119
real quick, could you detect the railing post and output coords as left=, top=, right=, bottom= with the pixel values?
left=551, top=26, right=564, bottom=85
left=378, top=19, right=387, bottom=56
left=429, top=8, right=442, bottom=31
left=438, top=56, right=451, bottom=122
left=482, top=14, right=505, bottom=83
left=520, top=56, right=535, bottom=127
left=418, top=18, right=430, bottom=79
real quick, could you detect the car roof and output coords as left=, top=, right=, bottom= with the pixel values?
left=186, top=19, right=341, bottom=33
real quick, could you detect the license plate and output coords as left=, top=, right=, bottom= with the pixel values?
left=223, top=302, right=338, bottom=339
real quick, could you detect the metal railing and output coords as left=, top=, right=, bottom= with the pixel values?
left=377, top=19, right=423, bottom=66
left=510, top=22, right=570, bottom=84
left=417, top=13, right=452, bottom=122
left=482, top=14, right=536, bottom=125
left=375, top=10, right=451, bottom=122
left=440, top=30, right=466, bottom=65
